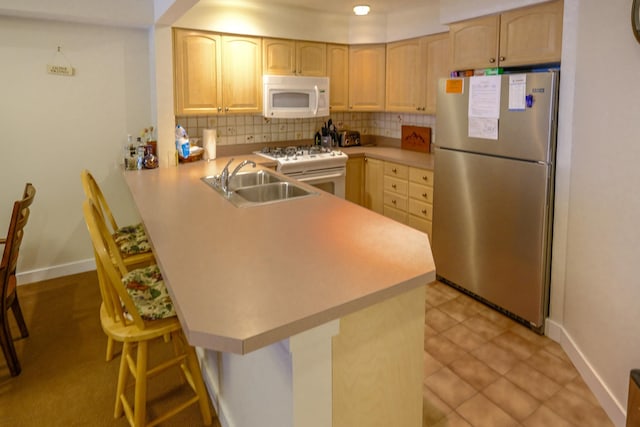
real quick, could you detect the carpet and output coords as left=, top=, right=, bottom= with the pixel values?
left=0, top=271, right=219, bottom=427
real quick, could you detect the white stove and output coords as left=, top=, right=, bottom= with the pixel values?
left=254, top=145, right=348, bottom=174
left=255, top=145, right=348, bottom=198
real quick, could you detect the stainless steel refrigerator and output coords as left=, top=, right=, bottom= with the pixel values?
left=432, top=71, right=559, bottom=332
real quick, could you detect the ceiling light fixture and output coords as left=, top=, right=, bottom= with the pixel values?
left=353, top=5, right=370, bottom=16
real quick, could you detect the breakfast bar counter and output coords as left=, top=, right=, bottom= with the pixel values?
left=124, top=156, right=435, bottom=427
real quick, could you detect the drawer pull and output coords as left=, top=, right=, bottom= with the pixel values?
left=392, top=168, right=397, bottom=173
left=391, top=183, right=397, bottom=189
left=422, top=176, right=429, bottom=182
left=392, top=199, right=397, bottom=205
left=421, top=209, right=427, bottom=215
left=422, top=192, right=428, bottom=198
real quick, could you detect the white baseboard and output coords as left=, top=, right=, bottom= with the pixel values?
left=16, top=258, right=96, bottom=285
left=545, top=318, right=626, bottom=427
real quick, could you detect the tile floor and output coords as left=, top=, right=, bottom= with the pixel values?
left=423, top=281, right=614, bottom=427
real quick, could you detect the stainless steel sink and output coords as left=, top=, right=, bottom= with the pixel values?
left=235, top=182, right=312, bottom=203
left=201, top=169, right=317, bottom=207
left=228, top=170, right=283, bottom=190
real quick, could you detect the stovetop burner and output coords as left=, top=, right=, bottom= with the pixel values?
left=259, top=145, right=335, bottom=159
left=255, top=145, right=348, bottom=174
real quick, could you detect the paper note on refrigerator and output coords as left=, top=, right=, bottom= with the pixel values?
left=468, top=75, right=501, bottom=119
left=508, top=74, right=527, bottom=110
left=468, top=75, right=501, bottom=140
left=468, top=117, right=498, bottom=139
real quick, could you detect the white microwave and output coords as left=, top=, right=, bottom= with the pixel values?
left=263, top=75, right=330, bottom=119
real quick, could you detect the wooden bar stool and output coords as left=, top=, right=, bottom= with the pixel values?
left=80, top=169, right=154, bottom=268
left=82, top=199, right=213, bottom=427
left=81, top=169, right=155, bottom=361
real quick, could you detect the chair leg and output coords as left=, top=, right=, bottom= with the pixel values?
left=10, top=296, right=29, bottom=339
left=182, top=337, right=213, bottom=425
left=106, top=337, right=115, bottom=362
left=133, top=341, right=148, bottom=427
left=0, top=315, right=21, bottom=376
left=115, top=342, right=130, bottom=418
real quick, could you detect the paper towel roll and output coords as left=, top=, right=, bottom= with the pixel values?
left=203, top=129, right=217, bottom=161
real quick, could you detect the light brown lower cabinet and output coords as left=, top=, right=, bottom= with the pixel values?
left=345, top=156, right=364, bottom=205
left=352, top=157, right=433, bottom=239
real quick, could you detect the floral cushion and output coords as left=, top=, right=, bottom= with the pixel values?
left=122, top=264, right=176, bottom=320
left=113, top=223, right=151, bottom=255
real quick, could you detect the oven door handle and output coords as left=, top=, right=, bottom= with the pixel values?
left=296, top=172, right=344, bottom=182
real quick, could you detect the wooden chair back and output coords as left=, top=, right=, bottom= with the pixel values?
left=1, top=183, right=35, bottom=376
left=1, top=183, right=36, bottom=287
left=82, top=199, right=146, bottom=331
left=80, top=169, right=120, bottom=235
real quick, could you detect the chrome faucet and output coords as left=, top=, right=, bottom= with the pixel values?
left=219, top=158, right=256, bottom=194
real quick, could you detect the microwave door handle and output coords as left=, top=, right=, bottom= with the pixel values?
left=313, top=85, right=319, bottom=115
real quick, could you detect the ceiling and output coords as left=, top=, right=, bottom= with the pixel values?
left=200, top=0, right=435, bottom=16
left=0, top=0, right=438, bottom=30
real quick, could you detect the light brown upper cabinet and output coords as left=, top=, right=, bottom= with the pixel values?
left=173, top=29, right=221, bottom=115
left=386, top=38, right=423, bottom=113
left=263, top=38, right=326, bottom=76
left=174, top=29, right=262, bottom=115
left=449, top=0, right=563, bottom=70
left=424, top=33, right=451, bottom=114
left=349, top=44, right=386, bottom=111
left=386, top=33, right=449, bottom=114
left=327, top=44, right=349, bottom=112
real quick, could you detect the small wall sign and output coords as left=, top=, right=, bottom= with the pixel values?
left=47, top=46, right=75, bottom=77
left=47, top=64, right=75, bottom=76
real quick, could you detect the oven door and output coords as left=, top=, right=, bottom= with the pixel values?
left=287, top=168, right=346, bottom=199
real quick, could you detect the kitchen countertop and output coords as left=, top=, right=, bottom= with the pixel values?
left=123, top=155, right=435, bottom=355
left=341, top=145, right=435, bottom=170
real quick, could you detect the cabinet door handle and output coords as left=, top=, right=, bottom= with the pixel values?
left=217, top=107, right=222, bottom=112
left=499, top=56, right=506, bottom=62
left=489, top=57, right=496, bottom=63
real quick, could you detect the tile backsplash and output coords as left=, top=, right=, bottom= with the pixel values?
left=176, top=112, right=436, bottom=146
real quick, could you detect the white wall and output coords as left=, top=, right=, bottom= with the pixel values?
left=0, top=0, right=153, bottom=28
left=553, top=0, right=640, bottom=423
left=439, top=0, right=548, bottom=23
left=0, top=16, right=153, bottom=279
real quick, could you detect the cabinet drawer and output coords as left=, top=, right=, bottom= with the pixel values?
left=409, top=168, right=434, bottom=187
left=384, top=205, right=408, bottom=224
left=409, top=183, right=433, bottom=203
left=384, top=162, right=409, bottom=179
left=408, top=216, right=432, bottom=238
left=409, top=199, right=433, bottom=220
left=384, top=191, right=408, bottom=211
left=384, top=176, right=408, bottom=195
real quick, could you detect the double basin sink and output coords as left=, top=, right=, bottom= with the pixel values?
left=202, top=169, right=317, bottom=207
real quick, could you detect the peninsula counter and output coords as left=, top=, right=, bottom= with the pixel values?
left=124, top=157, right=435, bottom=427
